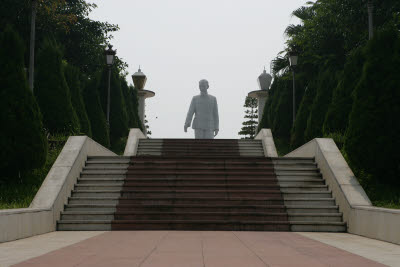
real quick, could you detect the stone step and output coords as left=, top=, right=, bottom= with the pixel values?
left=61, top=211, right=291, bottom=221
left=289, top=221, right=346, bottom=232
left=80, top=173, right=126, bottom=178
left=78, top=178, right=280, bottom=185
left=57, top=220, right=291, bottom=231
left=286, top=205, right=340, bottom=213
left=277, top=179, right=325, bottom=186
left=77, top=178, right=124, bottom=184
left=74, top=184, right=282, bottom=191
left=288, top=213, right=343, bottom=222
left=64, top=204, right=288, bottom=213
left=279, top=185, right=328, bottom=192
left=71, top=190, right=284, bottom=198
left=282, top=191, right=332, bottom=198
left=83, top=165, right=129, bottom=170
left=123, top=178, right=280, bottom=185
left=68, top=197, right=286, bottom=205
left=284, top=198, right=335, bottom=206
left=87, top=156, right=130, bottom=162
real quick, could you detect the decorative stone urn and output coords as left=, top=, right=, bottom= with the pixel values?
left=131, top=67, right=155, bottom=130
left=249, top=69, right=273, bottom=123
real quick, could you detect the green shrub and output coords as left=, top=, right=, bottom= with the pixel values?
left=64, top=64, right=92, bottom=136
left=35, top=38, right=80, bottom=134
left=121, top=79, right=140, bottom=129
left=98, top=67, right=128, bottom=145
left=0, top=25, right=47, bottom=178
left=323, top=48, right=365, bottom=135
left=82, top=75, right=110, bottom=147
left=290, top=79, right=317, bottom=149
left=345, top=25, right=400, bottom=185
left=305, top=69, right=339, bottom=141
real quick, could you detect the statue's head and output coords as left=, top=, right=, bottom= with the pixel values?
left=199, top=79, right=209, bottom=93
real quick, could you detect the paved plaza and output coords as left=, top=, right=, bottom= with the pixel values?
left=1, top=231, right=400, bottom=267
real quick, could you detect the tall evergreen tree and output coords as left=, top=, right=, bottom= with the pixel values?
left=64, top=63, right=92, bottom=136
left=0, top=25, right=47, bottom=177
left=345, top=26, right=400, bottom=185
left=82, top=75, right=110, bottom=147
left=238, top=96, right=258, bottom=139
left=290, top=80, right=317, bottom=149
left=323, top=48, right=365, bottom=135
left=304, top=69, right=339, bottom=141
left=98, top=67, right=128, bottom=145
left=35, top=38, right=80, bottom=135
left=121, top=78, right=140, bottom=129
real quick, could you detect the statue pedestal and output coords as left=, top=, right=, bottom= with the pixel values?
left=248, top=90, right=269, bottom=123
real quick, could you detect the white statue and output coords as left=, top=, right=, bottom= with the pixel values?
left=184, top=79, right=219, bottom=139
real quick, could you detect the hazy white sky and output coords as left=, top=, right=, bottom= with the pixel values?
left=89, top=0, right=305, bottom=138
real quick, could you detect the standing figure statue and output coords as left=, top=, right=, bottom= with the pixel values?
left=184, top=79, right=219, bottom=139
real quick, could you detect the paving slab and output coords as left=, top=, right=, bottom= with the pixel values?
left=0, top=231, right=396, bottom=267
left=298, top=232, right=400, bottom=267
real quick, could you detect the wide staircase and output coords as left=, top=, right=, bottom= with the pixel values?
left=58, top=139, right=346, bottom=232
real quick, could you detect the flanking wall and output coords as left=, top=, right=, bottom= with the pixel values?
left=0, top=136, right=116, bottom=243
left=285, top=137, right=400, bottom=245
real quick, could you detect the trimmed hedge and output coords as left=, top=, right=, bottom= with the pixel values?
left=0, top=25, right=47, bottom=177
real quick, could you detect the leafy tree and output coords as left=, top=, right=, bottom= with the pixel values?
left=98, top=67, right=128, bottom=145
left=64, top=63, right=92, bottom=136
left=0, top=25, right=47, bottom=177
left=238, top=96, right=258, bottom=139
left=323, top=48, right=365, bottom=135
left=82, top=75, right=110, bottom=147
left=345, top=25, right=400, bottom=185
left=34, top=38, right=80, bottom=135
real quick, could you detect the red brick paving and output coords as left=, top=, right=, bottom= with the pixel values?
left=12, top=231, right=384, bottom=267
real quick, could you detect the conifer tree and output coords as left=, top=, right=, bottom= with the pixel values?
left=64, top=64, right=92, bottom=136
left=238, top=96, right=258, bottom=139
left=290, top=80, right=317, bottom=149
left=35, top=38, right=80, bottom=135
left=304, top=69, right=338, bottom=141
left=345, top=26, right=400, bottom=185
left=323, top=48, right=365, bottom=135
left=82, top=76, right=110, bottom=147
left=121, top=78, right=140, bottom=128
left=98, top=67, right=128, bottom=145
left=0, top=25, right=47, bottom=177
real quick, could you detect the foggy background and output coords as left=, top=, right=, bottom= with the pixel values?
left=90, top=0, right=305, bottom=138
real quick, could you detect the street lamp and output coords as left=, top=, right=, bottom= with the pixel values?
left=289, top=52, right=298, bottom=126
left=29, top=0, right=37, bottom=92
left=104, top=45, right=116, bottom=127
left=367, top=0, right=374, bottom=40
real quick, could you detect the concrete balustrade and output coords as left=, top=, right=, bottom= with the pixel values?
left=255, top=129, right=278, bottom=157
left=124, top=128, right=146, bottom=156
left=285, top=138, right=400, bottom=245
left=0, top=136, right=116, bottom=243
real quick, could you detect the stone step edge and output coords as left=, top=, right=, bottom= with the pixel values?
left=57, top=220, right=345, bottom=226
left=61, top=211, right=342, bottom=216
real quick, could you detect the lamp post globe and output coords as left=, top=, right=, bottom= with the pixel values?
left=104, top=45, right=116, bottom=128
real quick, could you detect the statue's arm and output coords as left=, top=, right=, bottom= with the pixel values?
left=213, top=97, right=219, bottom=130
left=184, top=97, right=195, bottom=128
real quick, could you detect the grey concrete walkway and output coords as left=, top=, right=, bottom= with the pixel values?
left=1, top=231, right=399, bottom=267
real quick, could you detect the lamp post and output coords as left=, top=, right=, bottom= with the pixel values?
left=367, top=0, right=374, bottom=40
left=29, top=0, right=37, bottom=92
left=289, top=52, right=298, bottom=126
left=104, top=45, right=116, bottom=127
